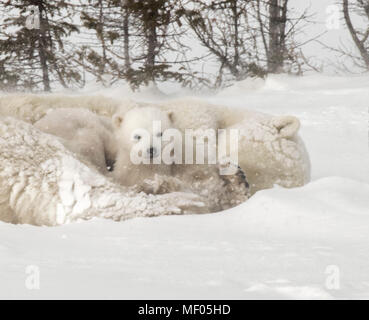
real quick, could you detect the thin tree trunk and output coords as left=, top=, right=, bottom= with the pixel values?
left=99, top=0, right=106, bottom=77
left=232, top=0, right=240, bottom=74
left=279, top=0, right=288, bottom=60
left=123, top=7, right=130, bottom=71
left=343, top=0, right=369, bottom=69
left=267, top=0, right=285, bottom=73
left=37, top=2, right=50, bottom=92
left=146, top=19, right=158, bottom=82
left=256, top=0, right=269, bottom=58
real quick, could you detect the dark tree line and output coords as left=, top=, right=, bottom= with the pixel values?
left=1, top=0, right=367, bottom=92
left=0, top=0, right=81, bottom=92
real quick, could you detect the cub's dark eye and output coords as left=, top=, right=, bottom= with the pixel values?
left=157, top=132, right=163, bottom=137
left=134, top=134, right=141, bottom=141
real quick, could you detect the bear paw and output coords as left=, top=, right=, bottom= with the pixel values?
left=218, top=161, right=251, bottom=208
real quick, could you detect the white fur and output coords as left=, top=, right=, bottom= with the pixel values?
left=112, top=107, right=174, bottom=187
left=29, top=104, right=248, bottom=214
left=109, top=106, right=250, bottom=211
left=158, top=98, right=310, bottom=194
left=34, top=108, right=117, bottom=173
left=0, top=93, right=310, bottom=196
left=0, top=117, right=205, bottom=226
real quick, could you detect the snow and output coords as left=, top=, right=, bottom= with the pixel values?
left=1, top=74, right=369, bottom=299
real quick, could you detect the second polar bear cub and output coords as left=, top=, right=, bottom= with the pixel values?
left=34, top=108, right=117, bottom=173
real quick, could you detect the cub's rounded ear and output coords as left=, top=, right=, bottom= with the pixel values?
left=272, top=116, right=300, bottom=138
left=112, top=114, right=123, bottom=129
left=167, top=111, right=174, bottom=122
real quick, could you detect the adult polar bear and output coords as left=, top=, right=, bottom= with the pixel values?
left=0, top=94, right=310, bottom=194
left=158, top=99, right=310, bottom=194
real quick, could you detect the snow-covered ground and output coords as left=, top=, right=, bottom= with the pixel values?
left=1, top=74, right=369, bottom=299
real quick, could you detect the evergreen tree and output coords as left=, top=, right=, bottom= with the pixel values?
left=77, top=0, right=124, bottom=85
left=0, top=0, right=81, bottom=92
left=124, top=0, right=206, bottom=88
left=78, top=0, right=203, bottom=89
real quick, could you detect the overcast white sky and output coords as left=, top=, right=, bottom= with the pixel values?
left=294, top=0, right=363, bottom=73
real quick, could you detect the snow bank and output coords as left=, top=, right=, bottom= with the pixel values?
left=226, top=177, right=369, bottom=242
left=1, top=177, right=368, bottom=299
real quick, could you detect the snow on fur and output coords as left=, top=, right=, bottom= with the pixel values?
left=0, top=117, right=205, bottom=226
left=0, top=94, right=311, bottom=194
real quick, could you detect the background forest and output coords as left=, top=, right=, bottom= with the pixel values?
left=0, top=0, right=368, bottom=92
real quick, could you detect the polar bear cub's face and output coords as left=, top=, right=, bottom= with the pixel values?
left=113, top=107, right=173, bottom=160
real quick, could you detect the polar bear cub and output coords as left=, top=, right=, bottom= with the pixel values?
left=34, top=108, right=117, bottom=173
left=34, top=106, right=182, bottom=194
left=111, top=106, right=250, bottom=209
left=111, top=106, right=175, bottom=189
